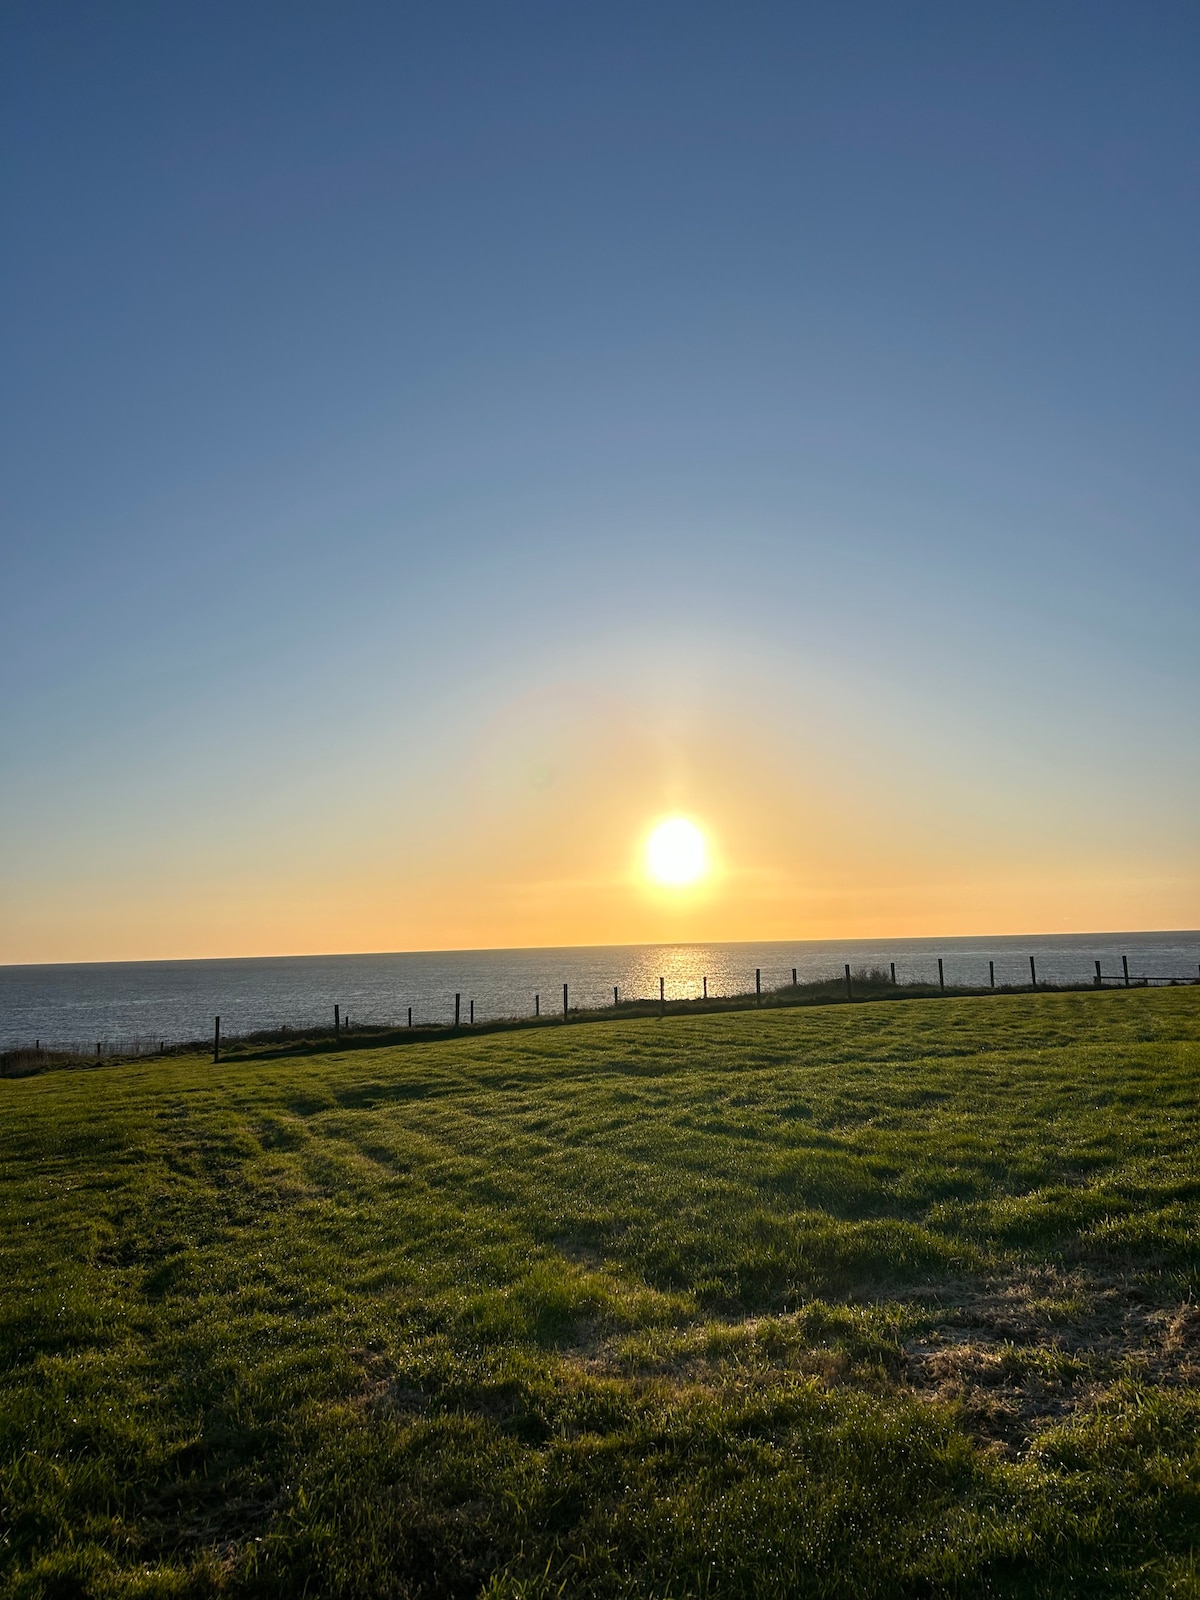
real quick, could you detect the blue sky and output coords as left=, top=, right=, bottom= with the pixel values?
left=2, top=2, right=1197, bottom=960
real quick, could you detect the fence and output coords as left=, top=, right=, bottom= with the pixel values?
left=5, top=951, right=1198, bottom=1072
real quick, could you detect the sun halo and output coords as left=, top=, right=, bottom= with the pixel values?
left=644, top=816, right=709, bottom=888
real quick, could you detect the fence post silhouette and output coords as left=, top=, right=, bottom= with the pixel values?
left=703, top=976, right=708, bottom=999
left=213, top=1016, right=220, bottom=1064
left=755, top=968, right=761, bottom=1006
left=938, top=959, right=944, bottom=991
left=844, top=964, right=852, bottom=1001
left=792, top=967, right=797, bottom=986
left=1030, top=956, right=1037, bottom=989
left=989, top=961, right=994, bottom=989
left=535, top=994, right=539, bottom=1017
left=334, top=1004, right=340, bottom=1040
left=563, top=983, right=568, bottom=1020
left=659, top=976, right=665, bottom=1016
left=469, top=1000, right=474, bottom=1025
left=408, top=1007, right=412, bottom=1027
left=1095, top=960, right=1102, bottom=989
left=454, top=994, right=460, bottom=1028
left=614, top=986, right=619, bottom=1006
left=1123, top=955, right=1130, bottom=987
left=891, top=962, right=896, bottom=984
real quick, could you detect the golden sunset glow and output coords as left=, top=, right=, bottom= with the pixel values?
left=644, top=816, right=709, bottom=887
left=6, top=661, right=1195, bottom=966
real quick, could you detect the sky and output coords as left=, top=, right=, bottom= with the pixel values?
left=2, top=1, right=1197, bottom=964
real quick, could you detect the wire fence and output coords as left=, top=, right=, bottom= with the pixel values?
left=4, top=949, right=1197, bottom=1078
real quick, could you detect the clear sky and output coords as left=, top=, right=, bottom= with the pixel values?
left=2, top=2, right=1197, bottom=964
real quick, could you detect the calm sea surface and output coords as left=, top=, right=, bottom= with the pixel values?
left=2, top=932, right=1198, bottom=1051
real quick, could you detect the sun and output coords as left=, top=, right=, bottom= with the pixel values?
left=644, top=816, right=709, bottom=887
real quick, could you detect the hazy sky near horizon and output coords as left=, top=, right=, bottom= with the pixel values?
left=2, top=2, right=1198, bottom=963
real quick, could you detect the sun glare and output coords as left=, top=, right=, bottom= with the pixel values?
left=644, top=816, right=709, bottom=887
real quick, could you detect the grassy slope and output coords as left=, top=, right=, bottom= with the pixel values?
left=3, top=988, right=1200, bottom=1599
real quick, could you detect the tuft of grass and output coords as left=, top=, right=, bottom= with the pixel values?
left=2, top=987, right=1199, bottom=1596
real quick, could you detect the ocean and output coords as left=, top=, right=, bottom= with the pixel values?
left=2, top=931, right=1198, bottom=1051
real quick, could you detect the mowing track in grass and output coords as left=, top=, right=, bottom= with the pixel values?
left=2, top=988, right=1200, bottom=1598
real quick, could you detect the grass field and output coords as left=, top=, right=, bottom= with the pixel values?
left=3, top=988, right=1200, bottom=1598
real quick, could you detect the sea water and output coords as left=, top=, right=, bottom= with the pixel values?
left=2, top=932, right=1198, bottom=1051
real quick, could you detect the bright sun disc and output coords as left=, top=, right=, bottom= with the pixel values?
left=645, top=817, right=708, bottom=887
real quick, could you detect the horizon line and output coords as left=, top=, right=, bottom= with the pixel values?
left=3, top=926, right=1199, bottom=971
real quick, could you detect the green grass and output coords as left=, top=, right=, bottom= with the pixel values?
left=3, top=988, right=1200, bottom=1598
left=0, top=963, right=1098, bottom=1081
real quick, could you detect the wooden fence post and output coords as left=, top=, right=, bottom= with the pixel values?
left=334, top=1003, right=340, bottom=1040
left=703, top=976, right=708, bottom=999
left=455, top=994, right=460, bottom=1028
left=792, top=967, right=797, bottom=986
left=1095, top=960, right=1102, bottom=989
left=614, top=986, right=619, bottom=1006
left=989, top=960, right=994, bottom=989
left=890, top=962, right=896, bottom=984
left=844, top=964, right=852, bottom=1001
left=563, top=983, right=568, bottom=1021
left=213, top=1016, right=220, bottom=1064
left=470, top=1000, right=474, bottom=1025
left=535, top=994, right=539, bottom=1017
left=1030, top=956, right=1037, bottom=989
left=938, top=959, right=944, bottom=991
left=1123, top=955, right=1130, bottom=987
left=659, top=976, right=665, bottom=1015
left=755, top=968, right=761, bottom=1006
left=408, top=1007, right=412, bottom=1027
